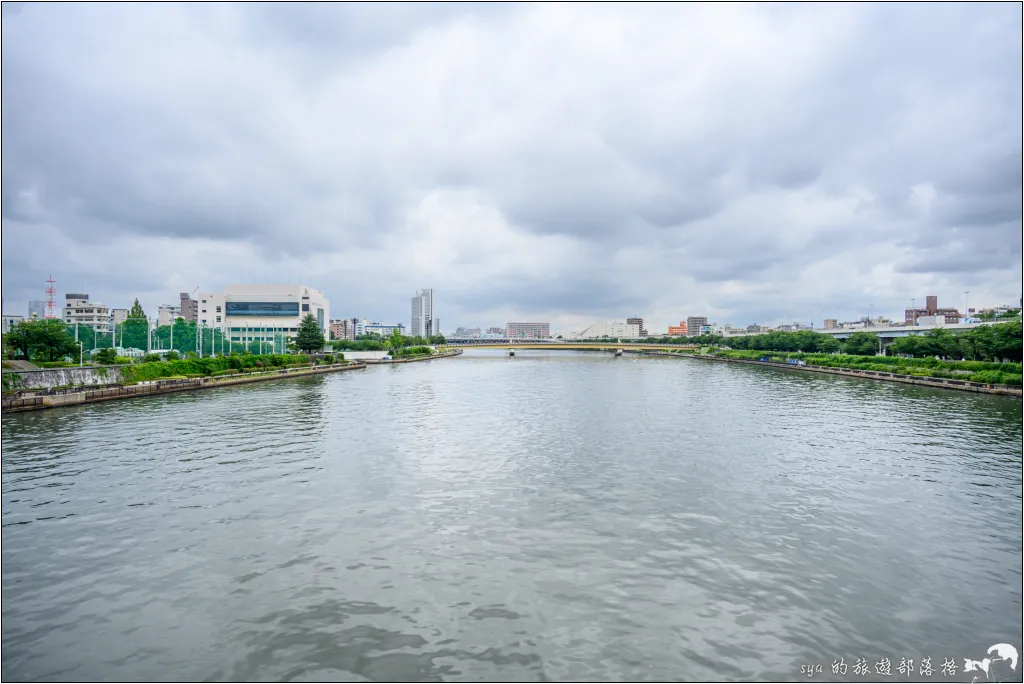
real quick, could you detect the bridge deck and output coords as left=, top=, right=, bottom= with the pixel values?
left=444, top=343, right=698, bottom=351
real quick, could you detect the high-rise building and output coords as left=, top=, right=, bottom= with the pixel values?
left=823, top=319, right=838, bottom=330
left=411, top=288, right=438, bottom=337
left=62, top=294, right=111, bottom=331
left=506, top=322, right=551, bottom=339
left=667, top=322, right=688, bottom=336
left=626, top=317, right=648, bottom=337
left=686, top=316, right=708, bottom=337
left=486, top=327, right=505, bottom=335
left=180, top=292, right=198, bottom=322
left=27, top=300, right=44, bottom=319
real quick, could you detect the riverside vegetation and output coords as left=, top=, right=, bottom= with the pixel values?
left=711, top=349, right=1023, bottom=386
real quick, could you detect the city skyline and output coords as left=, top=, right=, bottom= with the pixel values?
left=1, top=4, right=1021, bottom=335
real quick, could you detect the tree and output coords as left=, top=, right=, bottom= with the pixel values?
left=843, top=331, right=880, bottom=356
left=389, top=328, right=404, bottom=350
left=128, top=298, right=146, bottom=319
left=93, top=348, right=117, bottom=365
left=5, top=319, right=80, bottom=361
left=295, top=313, right=325, bottom=353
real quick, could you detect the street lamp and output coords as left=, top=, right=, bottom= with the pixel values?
left=78, top=341, right=83, bottom=367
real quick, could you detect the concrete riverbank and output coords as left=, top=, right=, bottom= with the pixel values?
left=1, top=362, right=367, bottom=413
left=666, top=352, right=1022, bottom=397
left=364, top=349, right=464, bottom=365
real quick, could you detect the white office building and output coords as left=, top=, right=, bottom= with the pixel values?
left=63, top=294, right=111, bottom=331
left=411, top=288, right=439, bottom=337
left=3, top=314, right=24, bottom=333
left=197, top=284, right=329, bottom=352
left=572, top=321, right=642, bottom=339
left=364, top=322, right=407, bottom=337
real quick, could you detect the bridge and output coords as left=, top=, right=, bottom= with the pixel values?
left=442, top=339, right=699, bottom=351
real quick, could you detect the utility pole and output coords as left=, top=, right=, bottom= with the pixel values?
left=964, top=291, right=969, bottom=318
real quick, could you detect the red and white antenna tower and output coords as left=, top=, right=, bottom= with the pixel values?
left=44, top=274, right=57, bottom=319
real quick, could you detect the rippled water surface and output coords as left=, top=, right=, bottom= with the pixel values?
left=3, top=352, right=1022, bottom=681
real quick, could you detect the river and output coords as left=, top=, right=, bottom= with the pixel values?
left=2, top=351, right=1021, bottom=681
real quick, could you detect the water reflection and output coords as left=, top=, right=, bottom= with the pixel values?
left=2, top=353, right=1021, bottom=681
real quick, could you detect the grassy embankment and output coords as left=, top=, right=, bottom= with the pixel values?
left=713, top=349, right=1023, bottom=386
left=117, top=353, right=330, bottom=384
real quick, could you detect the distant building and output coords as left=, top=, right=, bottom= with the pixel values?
left=110, top=308, right=129, bottom=331
left=905, top=295, right=959, bottom=325
left=3, top=314, right=25, bottom=333
left=330, top=319, right=355, bottom=341
left=486, top=327, right=505, bottom=335
left=626, top=317, right=648, bottom=337
left=686, top=316, right=708, bottom=337
left=411, top=288, right=438, bottom=337
left=63, top=294, right=111, bottom=331
left=746, top=324, right=763, bottom=334
left=454, top=327, right=482, bottom=338
left=157, top=304, right=180, bottom=328
left=27, top=300, right=44, bottom=319
left=916, top=315, right=954, bottom=326
left=506, top=322, right=550, bottom=338
left=823, top=319, right=838, bottom=329
left=574, top=321, right=641, bottom=339
left=197, top=284, right=329, bottom=349
left=667, top=322, right=688, bottom=336
left=179, top=292, right=198, bottom=322
left=364, top=322, right=406, bottom=337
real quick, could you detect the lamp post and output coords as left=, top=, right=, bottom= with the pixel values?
left=78, top=341, right=83, bottom=367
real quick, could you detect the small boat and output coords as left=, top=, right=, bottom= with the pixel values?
left=615, top=349, right=623, bottom=357
left=509, top=349, right=515, bottom=357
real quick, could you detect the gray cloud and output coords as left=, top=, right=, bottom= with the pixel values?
left=1, top=3, right=1020, bottom=332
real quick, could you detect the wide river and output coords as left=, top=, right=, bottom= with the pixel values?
left=2, top=351, right=1021, bottom=682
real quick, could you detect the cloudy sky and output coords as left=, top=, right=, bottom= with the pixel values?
left=2, top=3, right=1021, bottom=334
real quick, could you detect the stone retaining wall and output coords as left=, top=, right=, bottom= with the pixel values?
left=2, top=363, right=366, bottom=413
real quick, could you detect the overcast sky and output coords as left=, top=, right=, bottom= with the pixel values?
left=2, top=3, right=1021, bottom=334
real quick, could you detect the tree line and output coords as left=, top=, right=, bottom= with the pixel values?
left=709, top=322, right=1020, bottom=362
left=3, top=311, right=333, bottom=362
left=331, top=330, right=446, bottom=352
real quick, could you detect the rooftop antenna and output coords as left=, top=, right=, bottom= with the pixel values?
left=44, top=274, right=57, bottom=319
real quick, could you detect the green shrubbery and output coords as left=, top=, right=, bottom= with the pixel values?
left=393, top=346, right=433, bottom=358
left=120, top=353, right=312, bottom=384
left=716, top=349, right=1023, bottom=385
